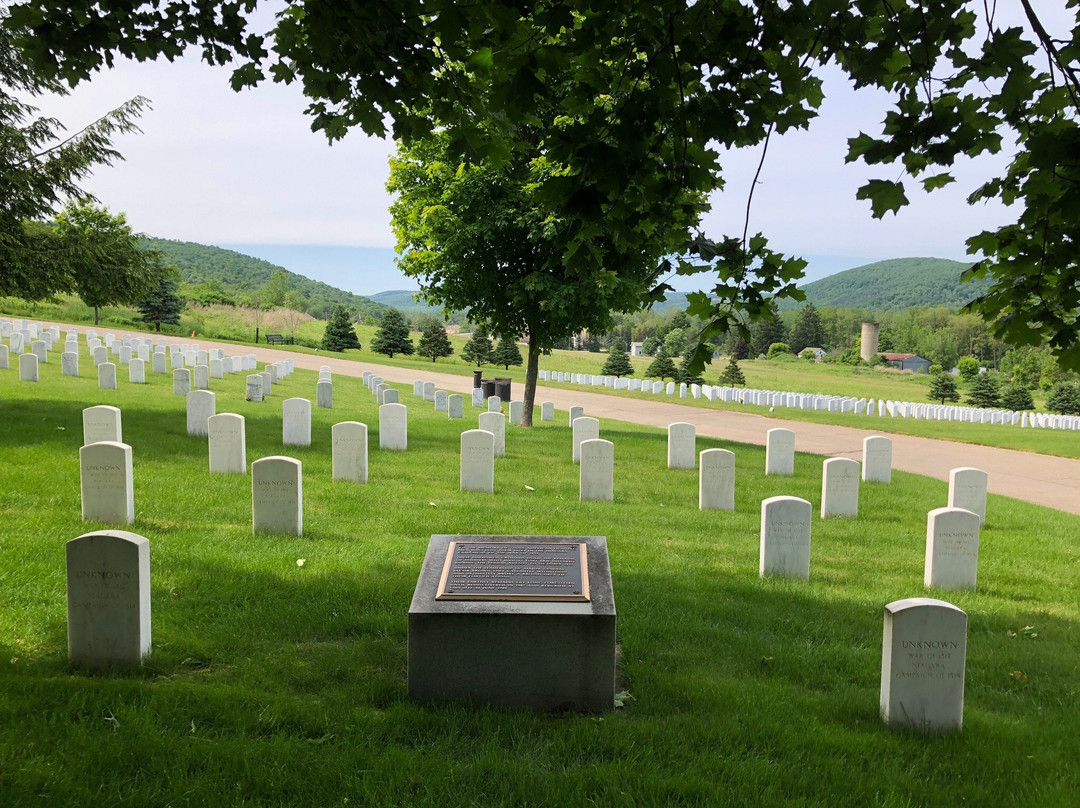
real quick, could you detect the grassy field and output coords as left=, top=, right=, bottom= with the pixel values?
left=1, top=341, right=1078, bottom=806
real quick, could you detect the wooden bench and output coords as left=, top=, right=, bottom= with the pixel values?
left=265, top=334, right=294, bottom=345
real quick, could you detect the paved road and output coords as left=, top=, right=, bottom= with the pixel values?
left=36, top=323, right=1080, bottom=515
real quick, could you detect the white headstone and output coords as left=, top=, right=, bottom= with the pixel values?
left=32, top=340, right=48, bottom=363
left=423, top=381, right=436, bottom=402
left=759, top=496, right=812, bottom=580
left=382, top=389, right=399, bottom=404
left=0, top=343, right=8, bottom=369
left=924, top=508, right=980, bottom=590
left=579, top=438, right=614, bottom=502
left=699, top=448, right=735, bottom=511
left=435, top=390, right=449, bottom=412
left=19, top=352, right=38, bottom=382
left=210, top=358, right=223, bottom=379
left=118, top=345, right=131, bottom=365
left=60, top=350, right=79, bottom=377
left=208, top=413, right=247, bottom=474
left=569, top=406, right=584, bottom=425
left=508, top=400, right=522, bottom=425
left=765, top=428, right=795, bottom=476
left=66, top=530, right=150, bottom=668
left=192, top=364, right=209, bottom=390
left=379, top=403, right=408, bottom=451
left=246, top=374, right=264, bottom=402
left=667, top=422, right=696, bottom=469
left=282, top=398, right=312, bottom=447
left=186, top=390, right=216, bottom=437
left=478, top=411, right=506, bottom=457
left=259, top=371, right=272, bottom=397
left=128, top=357, right=146, bottom=384
left=332, top=421, right=368, bottom=483
left=460, top=429, right=495, bottom=493
left=316, top=380, right=333, bottom=409
left=487, top=395, right=502, bottom=413
left=251, top=456, right=303, bottom=535
left=173, top=368, right=190, bottom=396
left=471, top=388, right=485, bottom=408
left=80, top=441, right=134, bottom=525
left=880, top=598, right=967, bottom=733
left=821, top=457, right=860, bottom=518
left=98, top=362, right=117, bottom=390
left=541, top=401, right=554, bottom=422
left=572, top=416, right=600, bottom=463
left=447, top=393, right=464, bottom=418
left=82, top=405, right=122, bottom=445
left=862, top=436, right=893, bottom=483
left=947, top=467, right=988, bottom=525
left=152, top=352, right=167, bottom=374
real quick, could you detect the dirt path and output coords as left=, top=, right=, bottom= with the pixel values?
left=37, top=323, right=1080, bottom=516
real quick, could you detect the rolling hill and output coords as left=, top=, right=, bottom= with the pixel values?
left=777, top=257, right=990, bottom=312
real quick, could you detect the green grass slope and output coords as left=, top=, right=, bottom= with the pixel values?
left=1, top=344, right=1078, bottom=806
left=779, top=257, right=990, bottom=311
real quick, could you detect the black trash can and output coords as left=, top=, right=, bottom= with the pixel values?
left=481, top=380, right=496, bottom=399
left=472, top=369, right=483, bottom=389
left=493, top=378, right=511, bottom=401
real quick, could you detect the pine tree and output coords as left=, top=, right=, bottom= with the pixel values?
left=788, top=303, right=825, bottom=353
left=320, top=304, right=362, bottom=351
left=751, top=302, right=787, bottom=356
left=1046, top=381, right=1080, bottom=415
left=645, top=352, right=677, bottom=381
left=491, top=338, right=523, bottom=369
left=1000, top=383, right=1035, bottom=411
left=601, top=344, right=634, bottom=377
left=928, top=372, right=960, bottom=404
left=732, top=338, right=750, bottom=360
left=675, top=357, right=704, bottom=385
left=417, top=322, right=454, bottom=362
left=718, top=356, right=746, bottom=387
left=461, top=328, right=493, bottom=366
left=137, top=273, right=183, bottom=333
left=371, top=309, right=414, bottom=358
left=966, top=371, right=1001, bottom=408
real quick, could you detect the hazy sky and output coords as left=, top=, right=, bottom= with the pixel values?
left=26, top=10, right=1044, bottom=296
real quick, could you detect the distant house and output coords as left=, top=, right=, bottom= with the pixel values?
left=630, top=341, right=644, bottom=357
left=883, top=353, right=932, bottom=374
left=801, top=346, right=826, bottom=361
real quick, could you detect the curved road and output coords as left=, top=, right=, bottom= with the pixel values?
left=36, top=322, right=1080, bottom=515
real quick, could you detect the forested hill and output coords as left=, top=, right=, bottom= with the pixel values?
left=778, top=257, right=990, bottom=312
left=143, top=237, right=391, bottom=319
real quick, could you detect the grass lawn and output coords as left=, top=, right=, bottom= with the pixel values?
left=1, top=340, right=1078, bottom=806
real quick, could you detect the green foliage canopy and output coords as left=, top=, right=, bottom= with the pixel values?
left=320, top=304, right=362, bottom=352
left=601, top=345, right=634, bottom=378
left=928, top=372, right=961, bottom=405
left=417, top=322, right=453, bottom=362
left=370, top=309, right=413, bottom=358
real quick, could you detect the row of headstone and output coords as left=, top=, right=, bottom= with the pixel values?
left=536, top=366, right=1080, bottom=432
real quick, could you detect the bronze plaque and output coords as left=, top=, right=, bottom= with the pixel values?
left=435, top=541, right=590, bottom=602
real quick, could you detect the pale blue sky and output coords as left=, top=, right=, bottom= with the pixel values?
left=29, top=5, right=1063, bottom=296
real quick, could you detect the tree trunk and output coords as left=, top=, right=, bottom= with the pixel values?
left=155, top=321, right=161, bottom=333
left=522, top=333, right=540, bottom=427
left=93, top=306, right=100, bottom=325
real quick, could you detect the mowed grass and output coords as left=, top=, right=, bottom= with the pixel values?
left=1, top=344, right=1079, bottom=806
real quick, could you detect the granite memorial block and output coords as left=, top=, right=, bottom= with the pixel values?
left=579, top=439, right=614, bottom=502
left=80, top=441, right=134, bottom=525
left=282, top=398, right=312, bottom=447
left=332, top=421, right=368, bottom=483
left=699, top=448, right=735, bottom=511
left=408, top=534, right=616, bottom=711
left=251, top=456, right=303, bottom=535
left=924, top=508, right=981, bottom=590
left=208, top=413, right=247, bottom=474
left=66, top=530, right=150, bottom=668
left=880, top=598, right=967, bottom=733
left=460, top=429, right=495, bottom=493
left=760, top=496, right=812, bottom=580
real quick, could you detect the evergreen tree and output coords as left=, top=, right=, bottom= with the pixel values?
left=460, top=328, right=493, bottom=367
left=491, top=338, right=523, bottom=370
left=320, top=304, right=362, bottom=351
left=417, top=321, right=453, bottom=362
left=371, top=309, right=414, bottom=358
left=601, top=344, right=634, bottom=377
left=1046, top=381, right=1080, bottom=415
left=718, top=356, right=746, bottom=387
left=137, top=272, right=183, bottom=332
left=928, top=373, right=960, bottom=404
left=751, top=302, right=787, bottom=357
left=966, top=372, right=1001, bottom=408
left=675, top=358, right=704, bottom=385
left=1000, top=383, right=1035, bottom=412
left=645, top=352, right=677, bottom=381
left=789, top=303, right=825, bottom=353
left=732, top=338, right=750, bottom=360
